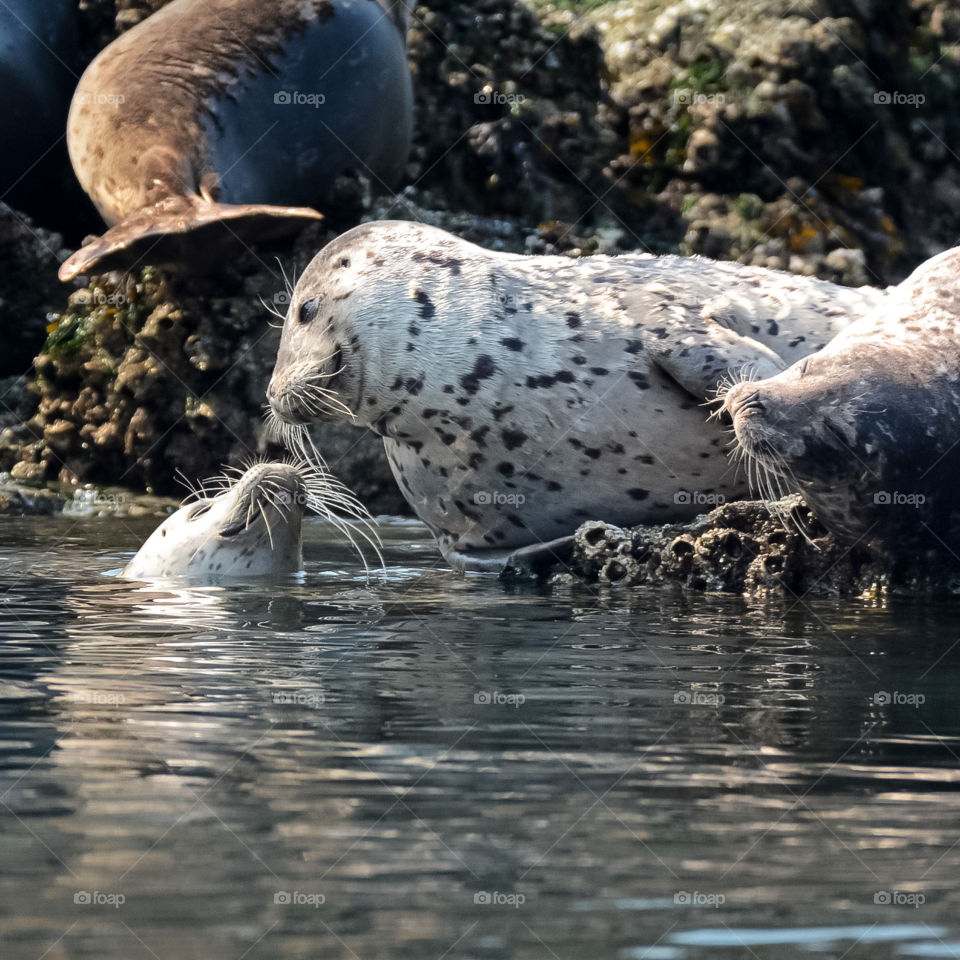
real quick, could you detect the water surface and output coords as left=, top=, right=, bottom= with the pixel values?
left=1, top=515, right=958, bottom=959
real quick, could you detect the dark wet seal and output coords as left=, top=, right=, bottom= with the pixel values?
left=60, top=0, right=412, bottom=282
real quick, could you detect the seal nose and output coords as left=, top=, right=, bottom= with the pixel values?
left=723, top=383, right=766, bottom=420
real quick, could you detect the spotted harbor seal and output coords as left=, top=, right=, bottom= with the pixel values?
left=122, top=460, right=378, bottom=579
left=60, top=0, right=412, bottom=282
left=723, top=246, right=960, bottom=555
left=265, top=221, right=887, bottom=572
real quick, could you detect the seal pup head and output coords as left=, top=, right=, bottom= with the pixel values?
left=122, top=462, right=309, bottom=580
left=723, top=247, right=960, bottom=547
left=266, top=220, right=475, bottom=435
left=121, top=459, right=381, bottom=580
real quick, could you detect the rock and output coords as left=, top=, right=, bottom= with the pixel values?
left=565, top=496, right=886, bottom=596
left=0, top=206, right=71, bottom=374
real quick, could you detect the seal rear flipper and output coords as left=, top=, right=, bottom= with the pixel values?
left=646, top=322, right=786, bottom=403
left=58, top=199, right=323, bottom=282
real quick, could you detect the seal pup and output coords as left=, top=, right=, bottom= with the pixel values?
left=266, top=221, right=885, bottom=572
left=60, top=0, right=413, bottom=282
left=723, top=246, right=960, bottom=555
left=122, top=460, right=379, bottom=580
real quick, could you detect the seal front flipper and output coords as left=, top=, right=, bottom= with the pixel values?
left=646, top=320, right=787, bottom=402
left=441, top=536, right=575, bottom=576
left=58, top=197, right=323, bottom=281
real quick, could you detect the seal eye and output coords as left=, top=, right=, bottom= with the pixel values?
left=298, top=297, right=320, bottom=325
left=339, top=257, right=351, bottom=269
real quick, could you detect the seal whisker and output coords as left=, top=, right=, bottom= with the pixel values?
left=258, top=500, right=276, bottom=552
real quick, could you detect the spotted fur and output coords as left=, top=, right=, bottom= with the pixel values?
left=268, top=221, right=886, bottom=570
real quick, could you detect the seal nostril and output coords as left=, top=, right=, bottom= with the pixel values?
left=736, top=391, right=765, bottom=415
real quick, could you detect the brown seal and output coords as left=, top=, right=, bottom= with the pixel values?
left=61, top=0, right=412, bottom=281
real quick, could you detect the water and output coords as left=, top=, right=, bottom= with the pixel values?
left=1, top=514, right=959, bottom=959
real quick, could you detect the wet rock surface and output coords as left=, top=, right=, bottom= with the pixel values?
left=0, top=207, right=70, bottom=376
left=0, top=240, right=409, bottom=514
left=586, top=0, right=960, bottom=284
left=562, top=496, right=960, bottom=598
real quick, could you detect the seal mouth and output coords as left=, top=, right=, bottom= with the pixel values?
left=267, top=354, right=355, bottom=427
left=217, top=464, right=306, bottom=539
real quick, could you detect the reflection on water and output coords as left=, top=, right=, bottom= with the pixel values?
left=1, top=515, right=959, bottom=959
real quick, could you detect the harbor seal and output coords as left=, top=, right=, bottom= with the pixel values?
left=60, top=0, right=412, bottom=282
left=723, top=246, right=960, bottom=555
left=122, top=460, right=378, bottom=579
left=266, top=221, right=886, bottom=572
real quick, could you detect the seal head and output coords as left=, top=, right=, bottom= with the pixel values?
left=122, top=462, right=307, bottom=580
left=725, top=247, right=960, bottom=551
